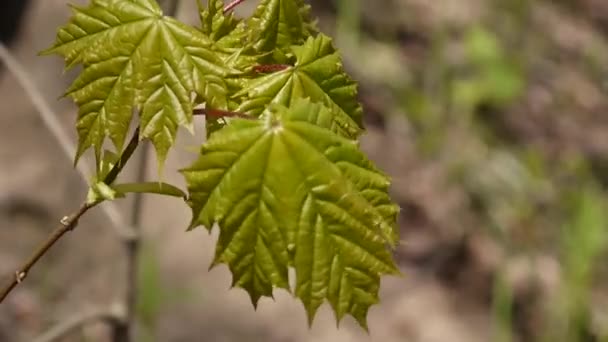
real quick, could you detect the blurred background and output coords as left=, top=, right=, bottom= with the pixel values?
left=1, top=0, right=608, bottom=341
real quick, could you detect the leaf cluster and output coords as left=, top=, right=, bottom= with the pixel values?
left=45, top=0, right=399, bottom=329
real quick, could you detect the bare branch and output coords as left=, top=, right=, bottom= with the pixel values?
left=0, top=124, right=142, bottom=303
left=103, top=127, right=141, bottom=186
left=0, top=203, right=92, bottom=302
left=32, top=306, right=125, bottom=342
left=1, top=2, right=158, bottom=340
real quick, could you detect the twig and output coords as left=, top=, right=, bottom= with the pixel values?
left=32, top=307, right=124, bottom=342
left=104, top=127, right=141, bottom=186
left=0, top=4, right=175, bottom=341
left=0, top=203, right=92, bottom=302
left=224, top=0, right=248, bottom=13
left=0, top=42, right=134, bottom=240
left=0, top=127, right=141, bottom=303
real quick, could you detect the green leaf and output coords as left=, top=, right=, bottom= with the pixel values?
left=248, top=0, right=317, bottom=55
left=181, top=102, right=399, bottom=328
left=198, top=0, right=240, bottom=43
left=197, top=0, right=258, bottom=68
left=234, top=34, right=364, bottom=138
left=283, top=99, right=399, bottom=241
left=282, top=98, right=359, bottom=142
left=196, top=0, right=259, bottom=136
left=43, top=0, right=230, bottom=168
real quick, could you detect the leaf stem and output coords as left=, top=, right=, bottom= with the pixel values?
left=253, top=64, right=290, bottom=73
left=112, top=182, right=186, bottom=198
left=224, top=0, right=248, bottom=13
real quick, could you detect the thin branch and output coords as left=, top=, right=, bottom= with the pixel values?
left=0, top=127, right=141, bottom=303
left=0, top=5, right=174, bottom=342
left=103, top=127, right=141, bottom=186
left=224, top=0, right=248, bottom=13
left=0, top=42, right=135, bottom=240
left=0, top=203, right=92, bottom=302
left=32, top=307, right=124, bottom=342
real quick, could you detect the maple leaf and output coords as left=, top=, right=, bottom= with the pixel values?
left=198, top=0, right=246, bottom=49
left=43, top=0, right=230, bottom=167
left=197, top=0, right=258, bottom=138
left=285, top=99, right=400, bottom=242
left=233, top=34, right=364, bottom=138
left=248, top=0, right=317, bottom=56
left=182, top=100, right=399, bottom=328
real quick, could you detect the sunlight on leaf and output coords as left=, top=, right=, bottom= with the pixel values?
left=248, top=0, right=317, bottom=55
left=234, top=34, right=364, bottom=138
left=182, top=101, right=399, bottom=328
left=43, top=0, right=231, bottom=168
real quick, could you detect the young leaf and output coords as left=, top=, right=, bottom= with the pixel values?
left=197, top=0, right=259, bottom=69
left=181, top=102, right=399, bottom=328
left=43, top=0, right=230, bottom=167
left=196, top=0, right=259, bottom=137
left=234, top=34, right=364, bottom=138
left=198, top=0, right=242, bottom=46
left=248, top=0, right=317, bottom=54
